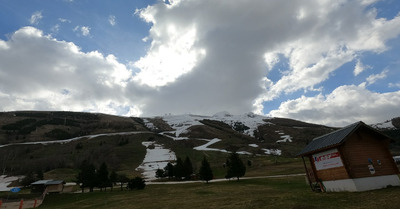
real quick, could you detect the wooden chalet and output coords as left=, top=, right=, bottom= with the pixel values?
left=298, top=121, right=400, bottom=192
left=31, top=179, right=65, bottom=193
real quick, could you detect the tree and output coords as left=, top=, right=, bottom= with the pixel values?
left=164, top=162, right=174, bottom=179
left=174, top=157, right=185, bottom=180
left=155, top=168, right=165, bottom=179
left=109, top=171, right=118, bottom=191
left=76, top=161, right=97, bottom=193
left=36, top=170, right=44, bottom=180
left=97, top=162, right=109, bottom=191
left=117, top=174, right=129, bottom=191
left=225, top=152, right=246, bottom=181
left=199, top=157, right=213, bottom=183
left=21, top=171, right=36, bottom=188
left=127, top=176, right=146, bottom=190
left=183, top=156, right=193, bottom=180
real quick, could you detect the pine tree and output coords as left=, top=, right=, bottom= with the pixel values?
left=76, top=161, right=97, bottom=192
left=117, top=174, right=129, bottom=191
left=21, top=172, right=36, bottom=187
left=98, top=162, right=109, bottom=191
left=174, top=157, right=185, bottom=180
left=183, top=156, right=193, bottom=180
left=225, top=152, right=246, bottom=181
left=199, top=157, right=213, bottom=183
left=109, top=171, right=117, bottom=191
left=36, top=170, right=44, bottom=180
left=155, top=168, right=165, bottom=179
left=164, top=162, right=174, bottom=179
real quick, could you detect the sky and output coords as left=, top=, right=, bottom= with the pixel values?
left=0, top=0, right=400, bottom=127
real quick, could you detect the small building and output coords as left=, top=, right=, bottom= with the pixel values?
left=31, top=179, right=65, bottom=193
left=298, top=121, right=400, bottom=192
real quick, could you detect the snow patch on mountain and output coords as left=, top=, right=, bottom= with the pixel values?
left=262, top=148, right=282, bottom=155
left=143, top=118, right=156, bottom=131
left=0, top=175, right=21, bottom=192
left=249, top=144, right=259, bottom=148
left=275, top=130, right=293, bottom=143
left=371, top=120, right=395, bottom=130
left=136, top=141, right=176, bottom=180
left=162, top=112, right=271, bottom=137
left=194, top=138, right=228, bottom=153
left=162, top=114, right=205, bottom=137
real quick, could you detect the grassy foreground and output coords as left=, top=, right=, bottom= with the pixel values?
left=38, top=176, right=400, bottom=209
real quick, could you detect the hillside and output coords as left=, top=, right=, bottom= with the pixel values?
left=0, top=111, right=149, bottom=145
left=0, top=111, right=399, bottom=179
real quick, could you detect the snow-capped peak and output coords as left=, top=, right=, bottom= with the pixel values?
left=212, top=111, right=232, bottom=118
left=371, top=119, right=395, bottom=130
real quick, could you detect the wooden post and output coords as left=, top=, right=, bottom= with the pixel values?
left=19, top=199, right=24, bottom=209
left=302, top=156, right=314, bottom=191
left=34, top=198, right=38, bottom=208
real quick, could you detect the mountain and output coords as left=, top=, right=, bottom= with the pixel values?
left=0, top=111, right=399, bottom=177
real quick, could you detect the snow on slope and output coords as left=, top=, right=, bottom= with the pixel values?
left=162, top=111, right=271, bottom=137
left=194, top=138, right=228, bottom=153
left=275, top=130, right=293, bottom=143
left=136, top=141, right=176, bottom=180
left=0, top=175, right=21, bottom=192
left=371, top=120, right=395, bottom=129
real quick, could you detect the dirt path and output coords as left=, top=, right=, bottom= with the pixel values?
left=146, top=173, right=305, bottom=184
left=0, top=131, right=153, bottom=148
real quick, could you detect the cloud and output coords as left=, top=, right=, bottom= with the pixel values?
left=0, top=27, right=138, bottom=115
left=389, top=82, right=400, bottom=88
left=354, top=59, right=371, bottom=76
left=51, top=24, right=60, bottom=33
left=30, top=11, right=43, bottom=25
left=133, top=0, right=400, bottom=118
left=58, top=18, right=71, bottom=23
left=269, top=85, right=400, bottom=126
left=366, top=69, right=388, bottom=85
left=2, top=0, right=400, bottom=126
left=109, top=15, right=116, bottom=26
left=73, top=26, right=91, bottom=36
left=80, top=26, right=91, bottom=36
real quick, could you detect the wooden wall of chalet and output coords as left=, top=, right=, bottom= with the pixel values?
left=310, top=155, right=349, bottom=181
left=47, top=184, right=64, bottom=193
left=340, top=127, right=399, bottom=179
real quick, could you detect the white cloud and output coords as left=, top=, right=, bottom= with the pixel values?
left=73, top=26, right=91, bottom=37
left=389, top=82, right=400, bottom=88
left=2, top=0, right=400, bottom=126
left=0, top=27, right=137, bottom=115
left=30, top=11, right=43, bottom=25
left=366, top=69, right=388, bottom=85
left=81, top=26, right=91, bottom=36
left=132, top=0, right=400, bottom=118
left=51, top=24, right=60, bottom=33
left=58, top=18, right=71, bottom=23
left=269, top=85, right=400, bottom=126
left=354, top=59, right=372, bottom=76
left=109, top=15, right=116, bottom=26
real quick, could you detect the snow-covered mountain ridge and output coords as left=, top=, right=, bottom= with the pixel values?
left=155, top=111, right=271, bottom=138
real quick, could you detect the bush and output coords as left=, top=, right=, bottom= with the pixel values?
left=127, top=177, right=146, bottom=190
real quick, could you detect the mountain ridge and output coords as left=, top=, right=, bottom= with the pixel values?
left=0, top=110, right=398, bottom=177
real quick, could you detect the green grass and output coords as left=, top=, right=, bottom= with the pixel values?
left=37, top=176, right=400, bottom=209
left=44, top=168, right=79, bottom=182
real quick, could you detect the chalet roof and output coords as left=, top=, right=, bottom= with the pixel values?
left=31, top=180, right=51, bottom=185
left=297, top=121, right=389, bottom=157
left=31, top=179, right=65, bottom=185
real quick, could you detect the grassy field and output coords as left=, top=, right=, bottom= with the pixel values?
left=37, top=176, right=400, bottom=209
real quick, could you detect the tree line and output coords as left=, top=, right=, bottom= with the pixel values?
left=76, top=161, right=145, bottom=193
left=155, top=152, right=247, bottom=183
